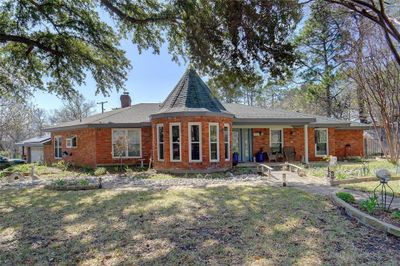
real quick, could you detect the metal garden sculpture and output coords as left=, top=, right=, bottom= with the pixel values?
left=373, top=169, right=395, bottom=211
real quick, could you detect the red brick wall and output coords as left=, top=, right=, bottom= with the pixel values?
left=45, top=129, right=97, bottom=167
left=151, top=116, right=233, bottom=172
left=44, top=127, right=152, bottom=168
left=95, top=127, right=152, bottom=166
left=335, top=129, right=364, bottom=159
left=250, top=127, right=363, bottom=162
left=252, top=128, right=269, bottom=155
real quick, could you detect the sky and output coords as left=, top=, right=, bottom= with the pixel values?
left=33, top=38, right=188, bottom=114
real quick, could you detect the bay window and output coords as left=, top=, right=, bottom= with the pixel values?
left=224, top=124, right=230, bottom=160
left=315, top=128, right=328, bottom=156
left=189, top=122, right=202, bottom=162
left=209, top=123, right=219, bottom=162
left=170, top=123, right=181, bottom=161
left=157, top=124, right=164, bottom=161
left=112, top=129, right=141, bottom=158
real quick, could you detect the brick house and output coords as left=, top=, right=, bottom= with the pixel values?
left=45, top=68, right=369, bottom=172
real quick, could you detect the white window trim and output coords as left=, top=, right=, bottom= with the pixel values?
left=156, top=124, right=164, bottom=161
left=66, top=135, right=77, bottom=148
left=170, top=123, right=181, bottom=162
left=314, top=128, right=329, bottom=157
left=269, top=128, right=284, bottom=153
left=209, top=123, right=220, bottom=162
left=54, top=136, right=62, bottom=159
left=111, top=128, right=142, bottom=159
left=224, top=123, right=230, bottom=161
left=188, top=122, right=202, bottom=162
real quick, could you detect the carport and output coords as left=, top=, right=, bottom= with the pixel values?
left=16, top=134, right=51, bottom=163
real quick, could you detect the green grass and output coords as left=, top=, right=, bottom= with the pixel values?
left=307, top=160, right=399, bottom=180
left=1, top=186, right=399, bottom=265
left=341, top=180, right=400, bottom=197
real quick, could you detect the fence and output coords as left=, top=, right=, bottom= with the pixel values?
left=364, top=138, right=382, bottom=157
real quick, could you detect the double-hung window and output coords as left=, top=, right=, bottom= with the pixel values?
left=209, top=123, right=219, bottom=162
left=224, top=124, right=230, bottom=160
left=54, top=136, right=62, bottom=159
left=157, top=124, right=164, bottom=161
left=270, top=129, right=283, bottom=154
left=112, top=129, right=141, bottom=158
left=315, top=128, right=328, bottom=156
left=170, top=123, right=181, bottom=161
left=66, top=136, right=77, bottom=148
left=189, top=122, right=201, bottom=162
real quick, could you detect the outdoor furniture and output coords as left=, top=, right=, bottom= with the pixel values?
left=265, top=147, right=277, bottom=162
left=283, top=146, right=296, bottom=162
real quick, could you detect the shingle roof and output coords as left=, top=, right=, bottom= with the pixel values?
left=46, top=103, right=160, bottom=131
left=15, top=134, right=51, bottom=146
left=153, top=68, right=232, bottom=117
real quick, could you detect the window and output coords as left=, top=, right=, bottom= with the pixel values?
left=189, top=123, right=202, bottom=162
left=66, top=136, right=77, bottom=148
left=112, top=129, right=141, bottom=158
left=315, top=128, right=328, bottom=156
left=54, top=136, right=62, bottom=159
left=170, top=123, right=181, bottom=161
left=157, top=124, right=164, bottom=161
left=224, top=124, right=230, bottom=160
left=209, top=123, right=219, bottom=162
left=270, top=129, right=283, bottom=154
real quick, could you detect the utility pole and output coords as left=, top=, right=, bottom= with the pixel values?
left=97, top=101, right=108, bottom=114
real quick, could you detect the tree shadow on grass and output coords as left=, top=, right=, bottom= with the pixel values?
left=1, top=185, right=400, bottom=265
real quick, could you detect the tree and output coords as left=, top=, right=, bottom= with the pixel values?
left=294, top=1, right=350, bottom=118
left=0, top=0, right=302, bottom=100
left=349, top=23, right=400, bottom=164
left=0, top=98, right=47, bottom=156
left=49, top=93, right=95, bottom=124
left=207, top=69, right=263, bottom=105
left=325, top=0, right=400, bottom=66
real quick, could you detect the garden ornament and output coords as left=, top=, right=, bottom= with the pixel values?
left=373, top=169, right=394, bottom=211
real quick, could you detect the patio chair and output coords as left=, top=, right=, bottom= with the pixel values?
left=265, top=147, right=277, bottom=162
left=283, top=146, right=296, bottom=162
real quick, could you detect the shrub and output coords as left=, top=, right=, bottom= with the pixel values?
left=52, top=160, right=70, bottom=171
left=336, top=192, right=356, bottom=204
left=392, top=210, right=400, bottom=220
left=79, top=179, right=89, bottom=186
left=360, top=196, right=378, bottom=214
left=53, top=179, right=66, bottom=187
left=94, top=167, right=107, bottom=176
left=125, top=166, right=134, bottom=176
left=81, top=166, right=94, bottom=175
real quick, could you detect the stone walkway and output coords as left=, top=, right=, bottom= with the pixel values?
left=268, top=170, right=400, bottom=209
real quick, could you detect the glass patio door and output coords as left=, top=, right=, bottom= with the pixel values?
left=232, top=128, right=253, bottom=162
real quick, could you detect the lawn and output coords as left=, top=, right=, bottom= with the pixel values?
left=341, top=180, right=400, bottom=197
left=1, top=186, right=399, bottom=265
left=306, top=160, right=399, bottom=180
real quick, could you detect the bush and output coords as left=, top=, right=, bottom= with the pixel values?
left=81, top=166, right=94, bottom=175
left=52, top=160, right=70, bottom=171
left=79, top=179, right=89, bottom=186
left=392, top=210, right=400, bottom=220
left=336, top=192, right=356, bottom=204
left=53, top=179, right=66, bottom=187
left=94, top=167, right=107, bottom=176
left=125, top=166, right=134, bottom=176
left=360, top=196, right=378, bottom=214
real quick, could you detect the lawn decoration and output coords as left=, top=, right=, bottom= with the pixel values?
left=373, top=169, right=395, bottom=211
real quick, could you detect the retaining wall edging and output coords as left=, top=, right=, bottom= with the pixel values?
left=331, top=192, right=400, bottom=237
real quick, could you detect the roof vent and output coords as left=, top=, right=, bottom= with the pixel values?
left=120, top=91, right=131, bottom=108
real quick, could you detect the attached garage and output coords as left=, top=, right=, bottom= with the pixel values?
left=16, top=135, right=51, bottom=163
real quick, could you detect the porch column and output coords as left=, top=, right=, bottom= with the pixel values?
left=304, top=125, right=309, bottom=164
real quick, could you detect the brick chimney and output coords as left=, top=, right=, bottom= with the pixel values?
left=120, top=92, right=131, bottom=108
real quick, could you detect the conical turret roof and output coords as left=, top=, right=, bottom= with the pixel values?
left=153, top=68, right=233, bottom=117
